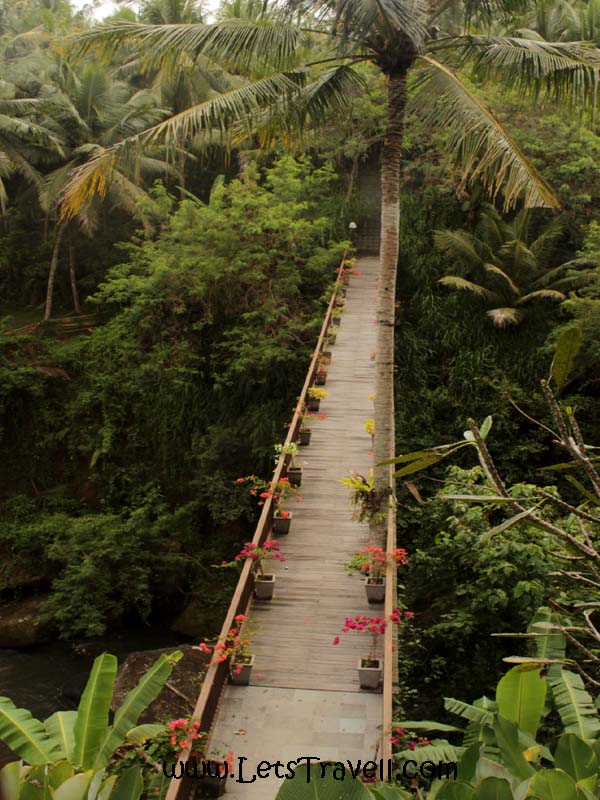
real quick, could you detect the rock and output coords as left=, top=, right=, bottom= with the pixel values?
left=0, top=595, right=54, bottom=647
left=111, top=645, right=209, bottom=723
left=171, top=601, right=223, bottom=640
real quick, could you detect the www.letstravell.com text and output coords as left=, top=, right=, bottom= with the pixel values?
left=163, top=756, right=459, bottom=783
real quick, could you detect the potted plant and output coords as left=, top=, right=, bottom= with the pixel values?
left=298, top=411, right=327, bottom=446
left=271, top=477, right=302, bottom=534
left=333, top=609, right=405, bottom=690
left=345, top=546, right=408, bottom=604
left=198, top=613, right=255, bottom=684
left=235, top=474, right=301, bottom=534
left=307, top=386, right=329, bottom=412
left=275, top=441, right=303, bottom=486
left=236, top=540, right=286, bottom=600
left=340, top=469, right=389, bottom=531
left=327, top=325, right=339, bottom=345
left=315, top=367, right=328, bottom=386
left=199, top=750, right=236, bottom=797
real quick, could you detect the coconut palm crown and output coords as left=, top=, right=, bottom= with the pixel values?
left=59, top=0, right=600, bottom=538
left=436, top=207, right=599, bottom=327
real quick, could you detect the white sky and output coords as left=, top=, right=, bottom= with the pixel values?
left=71, top=0, right=220, bottom=21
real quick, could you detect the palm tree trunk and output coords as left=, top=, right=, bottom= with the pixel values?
left=44, top=223, right=66, bottom=322
left=69, top=240, right=81, bottom=314
left=372, top=71, right=407, bottom=542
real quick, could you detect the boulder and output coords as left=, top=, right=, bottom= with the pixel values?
left=0, top=595, right=54, bottom=647
left=111, top=644, right=209, bottom=723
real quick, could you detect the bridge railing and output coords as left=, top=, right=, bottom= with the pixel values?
left=166, top=253, right=348, bottom=800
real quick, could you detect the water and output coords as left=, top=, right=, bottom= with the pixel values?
left=0, top=627, right=191, bottom=766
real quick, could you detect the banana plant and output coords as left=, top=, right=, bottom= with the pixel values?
left=394, top=608, right=600, bottom=798
left=0, top=650, right=182, bottom=799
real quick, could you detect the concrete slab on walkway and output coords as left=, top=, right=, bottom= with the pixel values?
left=210, top=686, right=381, bottom=800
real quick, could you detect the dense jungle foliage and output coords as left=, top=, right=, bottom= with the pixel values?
left=2, top=0, right=600, bottom=749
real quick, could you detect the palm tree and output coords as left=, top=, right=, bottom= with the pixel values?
left=40, top=60, right=172, bottom=319
left=59, top=0, right=600, bottom=538
left=436, top=206, right=598, bottom=327
left=0, top=96, right=63, bottom=212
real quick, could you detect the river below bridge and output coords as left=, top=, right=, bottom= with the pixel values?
left=0, top=626, right=190, bottom=767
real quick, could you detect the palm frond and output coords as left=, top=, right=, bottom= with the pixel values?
left=234, top=63, right=365, bottom=147
left=410, top=56, right=559, bottom=210
left=530, top=216, right=564, bottom=264
left=438, top=275, right=498, bottom=300
left=483, top=262, right=520, bottom=294
left=453, top=36, right=600, bottom=114
left=142, top=70, right=305, bottom=148
left=533, top=258, right=598, bottom=287
left=73, top=20, right=305, bottom=73
left=433, top=228, right=483, bottom=265
left=516, top=288, right=566, bottom=303
left=486, top=307, right=523, bottom=325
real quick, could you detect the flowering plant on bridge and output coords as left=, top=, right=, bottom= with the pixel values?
left=198, top=613, right=253, bottom=674
left=346, top=546, right=409, bottom=580
left=333, top=608, right=408, bottom=663
left=167, top=717, right=207, bottom=760
left=234, top=540, right=285, bottom=575
left=235, top=474, right=301, bottom=516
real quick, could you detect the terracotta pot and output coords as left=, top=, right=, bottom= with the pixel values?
left=254, top=573, right=275, bottom=600
left=358, top=658, right=382, bottom=690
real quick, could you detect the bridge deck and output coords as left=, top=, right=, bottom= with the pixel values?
left=211, top=255, right=381, bottom=798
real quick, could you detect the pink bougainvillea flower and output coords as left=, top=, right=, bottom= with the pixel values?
left=198, top=642, right=211, bottom=654
left=333, top=636, right=340, bottom=645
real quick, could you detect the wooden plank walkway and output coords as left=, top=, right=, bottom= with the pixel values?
left=210, top=255, right=381, bottom=797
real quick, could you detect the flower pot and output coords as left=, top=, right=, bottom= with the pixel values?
left=327, top=334, right=337, bottom=345
left=307, top=398, right=320, bottom=412
left=365, top=577, right=385, bottom=604
left=298, top=427, right=312, bottom=446
left=273, top=512, right=292, bottom=535
left=315, top=371, right=327, bottom=386
left=358, top=658, right=382, bottom=690
left=230, top=654, right=255, bottom=685
left=287, top=466, right=302, bottom=486
left=254, top=573, right=275, bottom=600
left=199, top=760, right=229, bottom=797
left=322, top=350, right=332, bottom=360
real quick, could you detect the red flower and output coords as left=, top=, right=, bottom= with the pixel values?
left=333, top=636, right=340, bottom=645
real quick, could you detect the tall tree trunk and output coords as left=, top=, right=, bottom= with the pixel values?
left=69, top=239, right=81, bottom=314
left=44, top=223, right=66, bottom=322
left=372, top=71, right=407, bottom=542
